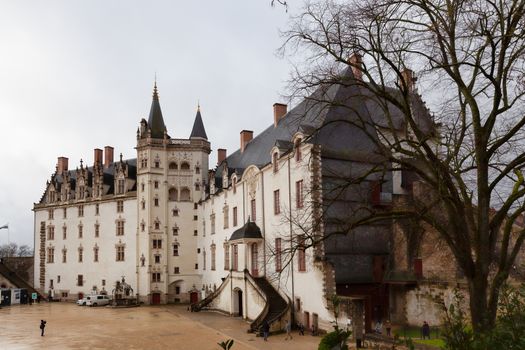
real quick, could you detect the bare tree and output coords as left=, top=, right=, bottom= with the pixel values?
left=280, top=0, right=525, bottom=334
left=0, top=243, right=34, bottom=258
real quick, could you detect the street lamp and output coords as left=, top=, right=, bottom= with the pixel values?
left=0, top=224, right=9, bottom=257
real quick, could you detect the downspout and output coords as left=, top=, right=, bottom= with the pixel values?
left=261, top=170, right=266, bottom=277
left=287, top=156, right=295, bottom=324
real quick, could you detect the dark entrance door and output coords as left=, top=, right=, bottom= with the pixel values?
left=237, top=290, right=243, bottom=317
left=152, top=293, right=161, bottom=305
left=190, top=292, right=198, bottom=304
left=20, top=289, right=28, bottom=304
left=1, top=290, right=11, bottom=306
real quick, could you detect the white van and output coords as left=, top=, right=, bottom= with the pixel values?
left=86, top=294, right=111, bottom=307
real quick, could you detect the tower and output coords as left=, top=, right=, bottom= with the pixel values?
left=136, top=83, right=210, bottom=304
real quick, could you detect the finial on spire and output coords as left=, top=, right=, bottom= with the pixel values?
left=152, top=74, right=159, bottom=101
left=80, top=159, right=83, bottom=168
left=120, top=153, right=123, bottom=162
left=197, top=100, right=200, bottom=112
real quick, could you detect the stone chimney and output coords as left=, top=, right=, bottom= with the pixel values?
left=349, top=53, right=363, bottom=81
left=273, top=103, right=287, bottom=127
left=57, top=157, right=69, bottom=175
left=399, top=68, right=417, bottom=92
left=104, top=146, right=114, bottom=168
left=240, top=130, right=253, bottom=153
left=217, top=148, right=227, bottom=165
left=94, top=148, right=103, bottom=165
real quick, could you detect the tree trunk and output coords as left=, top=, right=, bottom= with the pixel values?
left=468, top=274, right=495, bottom=333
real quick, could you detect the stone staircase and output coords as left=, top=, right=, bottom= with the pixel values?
left=250, top=277, right=289, bottom=333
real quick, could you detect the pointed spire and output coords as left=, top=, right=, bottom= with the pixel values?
left=190, top=103, right=208, bottom=139
left=147, top=80, right=167, bottom=139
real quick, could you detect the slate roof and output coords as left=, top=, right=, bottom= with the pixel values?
left=148, top=83, right=167, bottom=139
left=215, top=66, right=434, bottom=177
left=229, top=221, right=263, bottom=241
left=190, top=108, right=208, bottom=139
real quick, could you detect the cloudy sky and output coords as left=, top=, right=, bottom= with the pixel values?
left=0, top=1, right=297, bottom=247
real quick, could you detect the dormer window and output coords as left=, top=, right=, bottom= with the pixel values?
left=117, top=179, right=125, bottom=194
left=295, top=138, right=302, bottom=162
left=273, top=152, right=279, bottom=173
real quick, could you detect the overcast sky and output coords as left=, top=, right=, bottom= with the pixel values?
left=0, top=1, right=297, bottom=248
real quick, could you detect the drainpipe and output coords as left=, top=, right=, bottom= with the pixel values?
left=287, top=156, right=295, bottom=324
left=261, top=170, right=267, bottom=277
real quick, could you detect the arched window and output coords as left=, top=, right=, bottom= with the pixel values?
left=169, top=162, right=178, bottom=170
left=180, top=162, right=190, bottom=170
left=169, top=187, right=178, bottom=201
left=154, top=220, right=160, bottom=230
left=180, top=187, right=191, bottom=201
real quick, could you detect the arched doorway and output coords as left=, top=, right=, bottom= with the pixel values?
left=233, top=288, right=243, bottom=317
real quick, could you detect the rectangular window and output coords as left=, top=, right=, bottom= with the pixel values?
left=102, top=279, right=106, bottom=286
left=77, top=274, right=83, bottom=286
left=154, top=181, right=159, bottom=189
left=194, top=263, right=198, bottom=270
left=194, top=203, right=198, bottom=210
left=173, top=209, right=179, bottom=216
left=223, top=206, right=229, bottom=229
left=251, top=199, right=256, bottom=221
left=296, top=180, right=304, bottom=208
left=47, top=247, right=54, bottom=263
left=153, top=239, right=162, bottom=249
left=233, top=207, right=238, bottom=227
left=57, top=275, right=61, bottom=283
left=116, top=221, right=124, bottom=236
left=117, top=179, right=125, bottom=194
left=211, top=245, right=216, bottom=271
left=233, top=244, right=238, bottom=271
left=176, top=287, right=181, bottom=294
left=193, top=230, right=198, bottom=236
left=172, top=226, right=179, bottom=235
left=78, top=205, right=84, bottom=217
left=62, top=249, right=67, bottom=263
left=95, top=224, right=100, bottom=238
left=63, top=226, right=67, bottom=239
left=78, top=225, right=83, bottom=238
left=63, top=208, right=67, bottom=219
left=174, top=267, right=180, bottom=274
left=274, top=190, right=280, bottom=215
left=154, top=198, right=159, bottom=206
left=47, top=226, right=55, bottom=240
left=154, top=254, right=160, bottom=264
left=95, top=204, right=99, bottom=215
left=116, top=246, right=125, bottom=261
left=298, top=235, right=306, bottom=272
left=48, top=209, right=54, bottom=220
left=78, top=248, right=83, bottom=263
left=117, top=200, right=124, bottom=213
left=203, top=250, right=206, bottom=270
left=152, top=273, right=161, bottom=282
left=173, top=245, right=179, bottom=256
left=211, top=214, right=216, bottom=234
left=224, top=244, right=230, bottom=270
left=275, top=238, right=282, bottom=272
left=94, top=247, right=99, bottom=262
left=193, top=215, right=198, bottom=221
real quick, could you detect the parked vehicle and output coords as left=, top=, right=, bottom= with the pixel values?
left=77, top=297, right=88, bottom=306
left=86, top=295, right=111, bottom=307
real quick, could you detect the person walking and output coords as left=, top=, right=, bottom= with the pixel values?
left=262, top=320, right=270, bottom=341
left=285, top=319, right=293, bottom=340
left=39, top=320, right=46, bottom=336
left=422, top=321, right=430, bottom=339
left=298, top=322, right=305, bottom=335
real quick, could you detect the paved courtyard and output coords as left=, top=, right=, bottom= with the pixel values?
left=0, top=303, right=320, bottom=350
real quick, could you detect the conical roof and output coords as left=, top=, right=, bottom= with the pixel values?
left=190, top=105, right=208, bottom=139
left=147, top=82, right=167, bottom=139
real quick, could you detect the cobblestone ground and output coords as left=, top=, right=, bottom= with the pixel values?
left=0, top=303, right=320, bottom=350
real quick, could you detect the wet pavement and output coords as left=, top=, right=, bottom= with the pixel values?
left=0, top=303, right=320, bottom=350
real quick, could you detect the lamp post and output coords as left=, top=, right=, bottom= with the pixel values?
left=0, top=224, right=9, bottom=257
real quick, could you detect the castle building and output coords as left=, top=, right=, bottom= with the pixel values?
left=35, top=66, right=467, bottom=332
